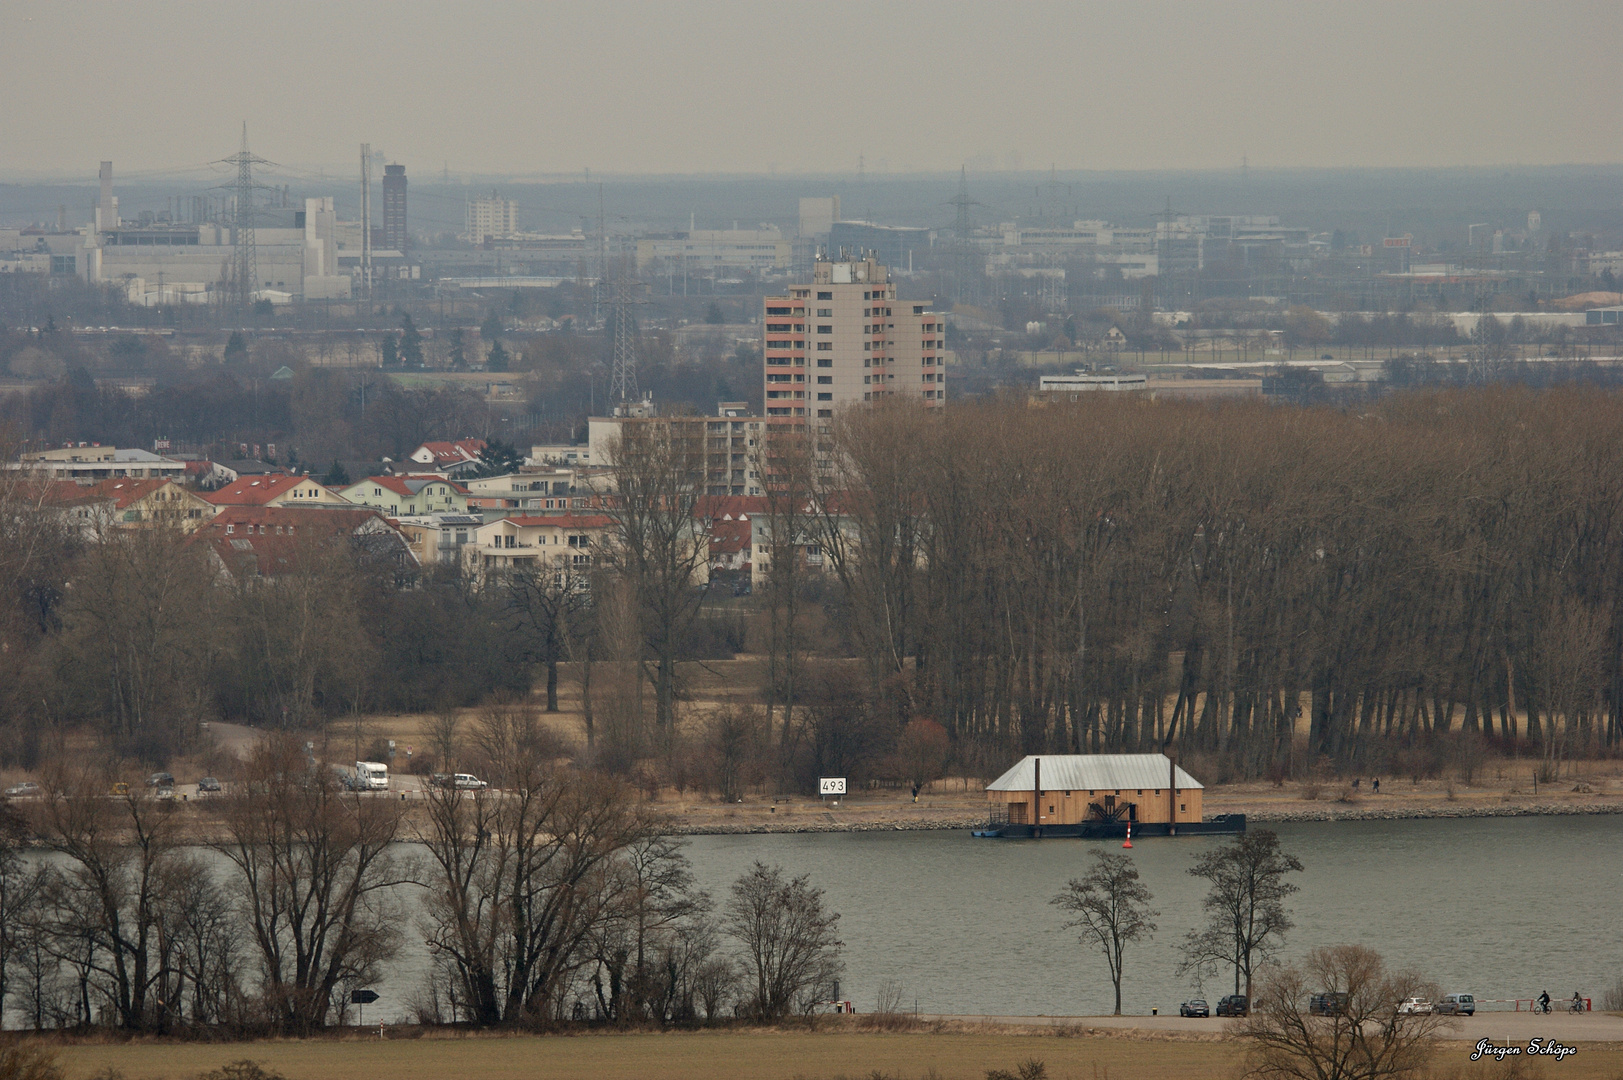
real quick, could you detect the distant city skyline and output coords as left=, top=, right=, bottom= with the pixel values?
left=1, top=0, right=1619, bottom=179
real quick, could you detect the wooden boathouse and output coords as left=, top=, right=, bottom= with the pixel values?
left=980, top=754, right=1241, bottom=838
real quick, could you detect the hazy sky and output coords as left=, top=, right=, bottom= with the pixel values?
left=2, top=0, right=1619, bottom=180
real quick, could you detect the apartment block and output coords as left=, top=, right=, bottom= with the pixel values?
left=466, top=192, right=519, bottom=245
left=761, top=257, right=945, bottom=424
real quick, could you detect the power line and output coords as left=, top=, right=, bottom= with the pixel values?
left=215, top=123, right=272, bottom=312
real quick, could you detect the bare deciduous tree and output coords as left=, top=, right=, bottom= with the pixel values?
left=216, top=737, right=407, bottom=1034
left=1178, top=830, right=1304, bottom=1001
left=1236, top=945, right=1447, bottom=1080
left=1051, top=850, right=1157, bottom=1015
left=723, top=860, right=842, bottom=1020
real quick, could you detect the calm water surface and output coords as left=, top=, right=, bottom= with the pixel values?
left=369, top=816, right=1621, bottom=1020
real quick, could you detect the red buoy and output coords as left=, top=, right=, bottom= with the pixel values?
left=1122, top=820, right=1133, bottom=849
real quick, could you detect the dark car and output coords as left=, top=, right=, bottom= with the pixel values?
left=1180, top=998, right=1209, bottom=1017
left=197, top=777, right=222, bottom=793
left=1216, top=994, right=1249, bottom=1017
left=145, top=772, right=174, bottom=788
left=1310, top=992, right=1349, bottom=1016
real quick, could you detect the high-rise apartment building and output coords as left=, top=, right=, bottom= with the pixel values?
left=466, top=191, right=519, bottom=245
left=381, top=164, right=407, bottom=252
left=761, top=257, right=945, bottom=421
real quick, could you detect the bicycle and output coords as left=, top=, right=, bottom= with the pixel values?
left=1568, top=999, right=1586, bottom=1014
left=1532, top=1000, right=1552, bottom=1014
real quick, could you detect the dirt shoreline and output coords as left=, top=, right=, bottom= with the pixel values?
left=665, top=800, right=1623, bottom=835
left=656, top=773, right=1623, bottom=835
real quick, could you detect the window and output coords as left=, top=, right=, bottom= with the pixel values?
left=766, top=306, right=792, bottom=315
left=766, top=339, right=793, bottom=349
left=767, top=373, right=791, bottom=383
left=816, top=342, right=833, bottom=351
left=225, top=524, right=234, bottom=534
left=817, top=392, right=832, bottom=400
left=817, top=376, right=832, bottom=384
left=817, top=409, right=832, bottom=417
left=816, top=291, right=832, bottom=299
left=817, top=325, right=832, bottom=334
left=817, top=358, right=831, bottom=367
left=816, top=308, right=832, bottom=317
left=766, top=323, right=792, bottom=332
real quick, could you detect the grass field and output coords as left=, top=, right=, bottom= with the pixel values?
left=40, top=1027, right=1623, bottom=1080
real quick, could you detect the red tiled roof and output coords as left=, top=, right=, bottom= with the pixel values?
left=84, top=477, right=176, bottom=509
left=32, top=480, right=114, bottom=507
left=358, top=475, right=415, bottom=497
left=202, top=506, right=405, bottom=577
left=204, top=474, right=329, bottom=506
left=413, top=439, right=486, bottom=466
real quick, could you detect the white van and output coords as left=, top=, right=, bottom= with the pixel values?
left=353, top=761, right=390, bottom=792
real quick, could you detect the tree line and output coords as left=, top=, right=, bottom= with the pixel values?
left=0, top=729, right=842, bottom=1034
left=794, top=388, right=1623, bottom=781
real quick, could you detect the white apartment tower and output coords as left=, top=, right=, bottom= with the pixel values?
left=466, top=191, right=519, bottom=244
left=760, top=257, right=945, bottom=422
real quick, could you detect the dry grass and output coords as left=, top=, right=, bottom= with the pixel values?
left=46, top=1026, right=1237, bottom=1080
left=41, top=1028, right=1623, bottom=1080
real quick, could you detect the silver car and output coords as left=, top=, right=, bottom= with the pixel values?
left=1437, top=993, right=1475, bottom=1016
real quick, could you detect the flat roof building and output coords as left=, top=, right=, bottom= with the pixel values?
left=761, top=256, right=945, bottom=425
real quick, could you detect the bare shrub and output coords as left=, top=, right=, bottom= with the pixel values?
left=1300, top=780, right=1323, bottom=801
left=1600, top=973, right=1623, bottom=1012
left=0, top=1043, right=63, bottom=1080
left=985, top=1061, right=1047, bottom=1080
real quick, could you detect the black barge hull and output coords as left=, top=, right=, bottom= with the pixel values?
left=973, top=814, right=1245, bottom=839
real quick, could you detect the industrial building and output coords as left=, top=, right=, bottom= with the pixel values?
left=382, top=164, right=407, bottom=253
left=0, top=162, right=356, bottom=303
left=827, top=221, right=934, bottom=272
left=635, top=226, right=792, bottom=272
left=760, top=256, right=945, bottom=421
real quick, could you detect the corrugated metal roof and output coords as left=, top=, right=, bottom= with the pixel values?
left=985, top=754, right=1203, bottom=792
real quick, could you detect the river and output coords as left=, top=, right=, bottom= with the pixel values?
left=359, top=815, right=1622, bottom=1020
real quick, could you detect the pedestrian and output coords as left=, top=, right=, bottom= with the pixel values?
left=1372, top=778, right=1380, bottom=794
left=1353, top=778, right=1361, bottom=789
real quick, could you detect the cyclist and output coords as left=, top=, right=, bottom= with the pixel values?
left=1537, top=990, right=1551, bottom=1014
left=1571, top=992, right=1584, bottom=1013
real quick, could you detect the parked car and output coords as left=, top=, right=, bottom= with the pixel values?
left=1397, top=997, right=1434, bottom=1015
left=197, top=777, right=222, bottom=793
left=1310, top=992, right=1349, bottom=1016
left=4, top=781, right=41, bottom=799
left=1437, top=994, right=1475, bottom=1016
left=429, top=773, right=489, bottom=791
left=146, top=772, right=175, bottom=788
left=1216, top=994, right=1249, bottom=1017
left=1179, top=999, right=1209, bottom=1017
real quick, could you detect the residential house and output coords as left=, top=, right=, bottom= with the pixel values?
left=203, top=473, right=352, bottom=509
left=8, top=446, right=187, bottom=484
left=462, top=513, right=614, bottom=578
left=337, top=475, right=469, bottom=516
left=749, top=503, right=839, bottom=588
left=32, top=480, right=118, bottom=539
left=201, top=505, right=416, bottom=580
left=408, top=439, right=487, bottom=478
left=394, top=513, right=484, bottom=566
left=462, top=470, right=585, bottom=514
left=86, top=477, right=217, bottom=532
left=696, top=495, right=766, bottom=575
